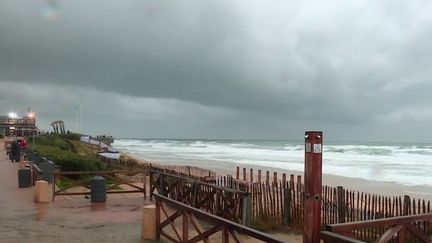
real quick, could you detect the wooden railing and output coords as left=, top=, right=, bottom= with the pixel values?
left=154, top=193, right=288, bottom=243
left=52, top=170, right=148, bottom=200
left=30, top=162, right=43, bottom=185
left=150, top=170, right=251, bottom=225
left=321, top=213, right=432, bottom=242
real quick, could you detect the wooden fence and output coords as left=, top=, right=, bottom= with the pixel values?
left=149, top=170, right=250, bottom=225
left=228, top=167, right=432, bottom=231
left=98, top=155, right=216, bottom=181
left=52, top=170, right=147, bottom=200
left=322, top=212, right=432, bottom=242
left=154, top=193, right=286, bottom=243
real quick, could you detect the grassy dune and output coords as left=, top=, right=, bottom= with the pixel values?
left=31, top=133, right=107, bottom=171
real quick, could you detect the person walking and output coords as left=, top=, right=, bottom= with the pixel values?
left=18, top=139, right=27, bottom=149
left=10, top=140, right=18, bottom=162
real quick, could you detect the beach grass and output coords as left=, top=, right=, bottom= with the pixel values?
left=32, top=133, right=106, bottom=171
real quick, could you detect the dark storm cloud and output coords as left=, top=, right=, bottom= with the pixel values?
left=1, top=0, right=432, bottom=141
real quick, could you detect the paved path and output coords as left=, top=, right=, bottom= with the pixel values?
left=0, top=139, right=154, bottom=243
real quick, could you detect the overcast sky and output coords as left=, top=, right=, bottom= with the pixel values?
left=1, top=0, right=432, bottom=142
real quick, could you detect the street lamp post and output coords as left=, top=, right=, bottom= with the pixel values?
left=27, top=111, right=36, bottom=150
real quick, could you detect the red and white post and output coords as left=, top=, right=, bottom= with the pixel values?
left=303, top=131, right=323, bottom=243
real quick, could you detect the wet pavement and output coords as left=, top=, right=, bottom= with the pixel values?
left=0, top=139, right=155, bottom=243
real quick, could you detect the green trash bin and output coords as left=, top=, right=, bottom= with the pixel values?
left=18, top=168, right=32, bottom=188
left=91, top=176, right=106, bottom=203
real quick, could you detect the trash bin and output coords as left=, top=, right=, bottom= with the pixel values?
left=91, top=176, right=106, bottom=203
left=18, top=168, right=32, bottom=188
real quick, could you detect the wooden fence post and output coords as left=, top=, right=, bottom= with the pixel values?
left=243, top=168, right=247, bottom=181
left=258, top=170, right=261, bottom=183
left=192, top=182, right=199, bottom=207
left=266, top=171, right=270, bottom=185
left=160, top=174, right=165, bottom=196
left=155, top=199, right=161, bottom=240
left=215, top=190, right=221, bottom=216
left=337, top=186, right=346, bottom=223
left=290, top=174, right=295, bottom=189
left=303, top=131, right=323, bottom=243
left=400, top=196, right=410, bottom=243
left=403, top=195, right=411, bottom=215
left=250, top=169, right=253, bottom=183
left=283, top=188, right=292, bottom=225
left=273, top=172, right=278, bottom=187
left=236, top=166, right=240, bottom=180
left=282, top=173, right=287, bottom=189
left=143, top=171, right=147, bottom=198
left=149, top=171, right=154, bottom=200
left=242, top=193, right=252, bottom=227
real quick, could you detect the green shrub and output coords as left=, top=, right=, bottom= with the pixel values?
left=34, top=144, right=105, bottom=171
left=32, top=133, right=107, bottom=172
left=60, top=133, right=81, bottom=141
left=34, top=134, right=72, bottom=151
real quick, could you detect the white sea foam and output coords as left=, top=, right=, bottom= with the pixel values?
left=113, top=139, right=432, bottom=187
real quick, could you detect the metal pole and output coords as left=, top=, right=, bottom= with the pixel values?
left=79, top=105, right=82, bottom=134
left=303, top=131, right=323, bottom=243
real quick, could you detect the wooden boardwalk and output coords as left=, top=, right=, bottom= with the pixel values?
left=0, top=138, right=157, bottom=243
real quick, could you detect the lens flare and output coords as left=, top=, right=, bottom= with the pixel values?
left=40, top=0, right=59, bottom=20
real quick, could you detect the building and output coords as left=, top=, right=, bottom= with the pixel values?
left=0, top=112, right=38, bottom=137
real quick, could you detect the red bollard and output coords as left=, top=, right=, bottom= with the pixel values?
left=303, top=131, right=323, bottom=243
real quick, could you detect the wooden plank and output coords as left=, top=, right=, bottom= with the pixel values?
left=428, top=201, right=431, bottom=235
left=403, top=223, right=431, bottom=242
left=155, top=198, right=161, bottom=240
left=189, top=213, right=210, bottom=243
left=273, top=185, right=278, bottom=221
left=187, top=225, right=222, bottom=243
left=327, top=212, right=432, bottom=233
left=160, top=230, right=181, bottom=243
left=259, top=182, right=263, bottom=221
left=279, top=184, right=283, bottom=224
left=323, top=186, right=328, bottom=225
left=337, top=186, right=345, bottom=223
left=230, top=230, right=245, bottom=243
left=269, top=184, right=274, bottom=220
left=160, top=204, right=182, bottom=241
left=282, top=173, right=286, bottom=189
left=320, top=231, right=365, bottom=243
left=222, top=228, right=230, bottom=243
left=183, top=212, right=189, bottom=242
left=375, top=224, right=403, bottom=243
left=403, top=195, right=410, bottom=215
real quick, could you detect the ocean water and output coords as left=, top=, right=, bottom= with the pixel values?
left=112, top=139, right=432, bottom=187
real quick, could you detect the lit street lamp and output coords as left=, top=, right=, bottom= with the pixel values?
left=8, top=112, right=17, bottom=119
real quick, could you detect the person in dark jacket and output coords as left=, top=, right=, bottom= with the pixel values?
left=10, top=140, right=19, bottom=162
